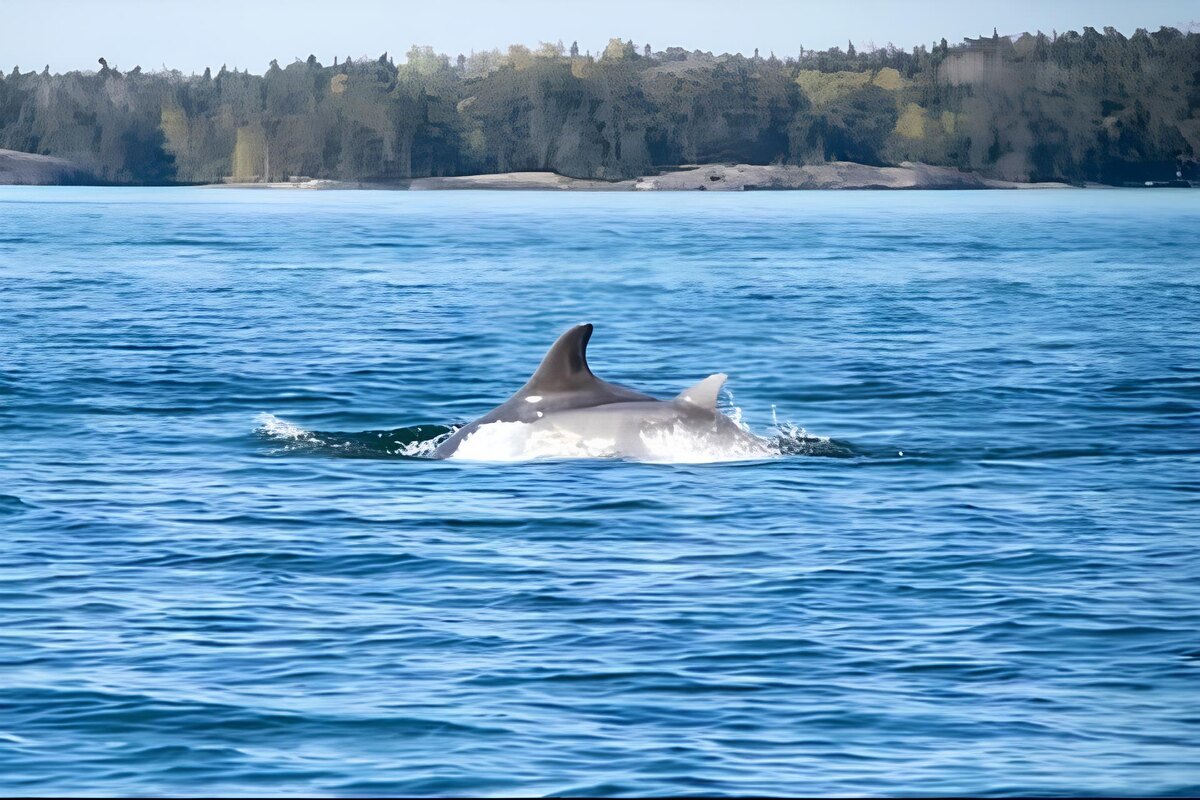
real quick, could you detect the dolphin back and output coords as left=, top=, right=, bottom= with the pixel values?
left=433, top=324, right=656, bottom=458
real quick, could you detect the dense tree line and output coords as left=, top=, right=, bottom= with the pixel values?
left=1, top=27, right=1197, bottom=185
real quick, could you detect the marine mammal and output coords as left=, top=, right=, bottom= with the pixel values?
left=433, top=324, right=771, bottom=461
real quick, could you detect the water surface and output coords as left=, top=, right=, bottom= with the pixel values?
left=1, top=187, right=1198, bottom=795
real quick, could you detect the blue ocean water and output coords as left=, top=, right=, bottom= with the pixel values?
left=1, top=186, right=1198, bottom=796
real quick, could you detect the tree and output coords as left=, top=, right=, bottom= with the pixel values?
left=0, top=30, right=1195, bottom=185
left=800, top=85, right=897, bottom=165
left=603, top=38, right=634, bottom=60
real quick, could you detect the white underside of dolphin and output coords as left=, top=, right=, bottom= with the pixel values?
left=433, top=324, right=774, bottom=462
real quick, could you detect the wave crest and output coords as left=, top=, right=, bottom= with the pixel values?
left=254, top=405, right=852, bottom=463
left=254, top=413, right=453, bottom=459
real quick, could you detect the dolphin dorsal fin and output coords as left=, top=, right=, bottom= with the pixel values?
left=675, top=373, right=727, bottom=410
left=524, top=324, right=596, bottom=392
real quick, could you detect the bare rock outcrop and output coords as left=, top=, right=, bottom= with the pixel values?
left=0, top=149, right=93, bottom=185
left=633, top=162, right=1063, bottom=190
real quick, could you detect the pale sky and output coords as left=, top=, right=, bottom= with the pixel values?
left=3, top=0, right=1198, bottom=75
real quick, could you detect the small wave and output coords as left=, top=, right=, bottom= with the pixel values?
left=769, top=407, right=855, bottom=457
left=0, top=494, right=30, bottom=516
left=254, top=413, right=452, bottom=459
left=450, top=403, right=851, bottom=463
left=255, top=407, right=851, bottom=463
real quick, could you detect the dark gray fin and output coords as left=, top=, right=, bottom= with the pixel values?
left=524, top=324, right=596, bottom=392
left=675, top=373, right=727, bottom=410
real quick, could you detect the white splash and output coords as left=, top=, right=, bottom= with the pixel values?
left=636, top=422, right=777, bottom=463
left=256, top=406, right=844, bottom=463
left=769, top=405, right=843, bottom=456
left=449, top=415, right=778, bottom=464
left=451, top=421, right=621, bottom=461
left=393, top=432, right=451, bottom=458
left=254, top=413, right=451, bottom=458
left=255, top=412, right=316, bottom=443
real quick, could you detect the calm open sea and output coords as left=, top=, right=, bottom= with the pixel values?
left=1, top=186, right=1198, bottom=796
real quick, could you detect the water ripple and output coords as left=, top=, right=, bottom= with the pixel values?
left=0, top=187, right=1198, bottom=795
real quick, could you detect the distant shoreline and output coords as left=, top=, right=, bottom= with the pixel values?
left=209, top=163, right=1076, bottom=191
left=0, top=148, right=1147, bottom=191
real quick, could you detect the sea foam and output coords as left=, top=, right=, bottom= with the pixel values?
left=255, top=408, right=842, bottom=463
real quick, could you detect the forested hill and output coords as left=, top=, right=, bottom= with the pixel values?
left=2, top=28, right=1198, bottom=186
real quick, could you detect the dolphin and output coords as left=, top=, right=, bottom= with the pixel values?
left=432, top=324, right=772, bottom=461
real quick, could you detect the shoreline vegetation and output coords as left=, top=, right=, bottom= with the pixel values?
left=1, top=28, right=1198, bottom=189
